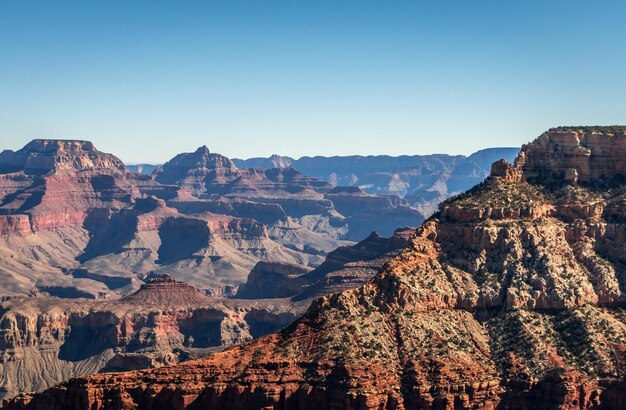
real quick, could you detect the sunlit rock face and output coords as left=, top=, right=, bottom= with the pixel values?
left=520, top=127, right=626, bottom=186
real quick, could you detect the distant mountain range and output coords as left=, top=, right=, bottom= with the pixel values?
left=129, top=147, right=519, bottom=216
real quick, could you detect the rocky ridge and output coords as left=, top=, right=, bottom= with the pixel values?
left=9, top=128, right=626, bottom=409
left=234, top=147, right=520, bottom=216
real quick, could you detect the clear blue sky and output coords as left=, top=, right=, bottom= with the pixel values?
left=1, top=1, right=625, bottom=163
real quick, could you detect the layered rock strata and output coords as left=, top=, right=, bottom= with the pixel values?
left=0, top=275, right=299, bottom=401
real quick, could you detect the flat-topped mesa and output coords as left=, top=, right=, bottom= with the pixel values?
left=121, top=274, right=212, bottom=306
left=154, top=145, right=238, bottom=184
left=0, top=139, right=126, bottom=175
left=518, top=126, right=626, bottom=186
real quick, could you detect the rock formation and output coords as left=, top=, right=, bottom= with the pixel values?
left=0, top=138, right=520, bottom=405
left=520, top=127, right=626, bottom=186
left=9, top=128, right=626, bottom=409
left=0, top=139, right=518, bottom=299
left=0, top=225, right=415, bottom=402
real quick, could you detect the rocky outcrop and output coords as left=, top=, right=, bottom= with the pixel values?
left=120, top=274, right=212, bottom=305
left=520, top=127, right=626, bottom=186
left=12, top=129, right=626, bottom=409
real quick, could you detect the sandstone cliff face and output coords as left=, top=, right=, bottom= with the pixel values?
left=521, top=128, right=626, bottom=186
left=10, top=128, right=626, bottom=409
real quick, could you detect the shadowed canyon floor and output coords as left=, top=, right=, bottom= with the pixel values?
left=7, top=128, right=626, bottom=409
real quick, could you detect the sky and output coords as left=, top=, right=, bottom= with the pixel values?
left=1, top=1, right=626, bottom=163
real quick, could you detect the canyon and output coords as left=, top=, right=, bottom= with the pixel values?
left=0, top=139, right=505, bottom=402
left=0, top=229, right=410, bottom=401
left=0, top=141, right=428, bottom=300
left=6, top=127, right=626, bottom=409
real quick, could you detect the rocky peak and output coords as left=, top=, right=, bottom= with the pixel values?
left=518, top=126, right=626, bottom=186
left=122, top=274, right=212, bottom=306
left=155, top=146, right=238, bottom=184
left=195, top=145, right=211, bottom=155
left=0, top=139, right=126, bottom=175
left=172, top=146, right=236, bottom=171
left=268, top=154, right=293, bottom=169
